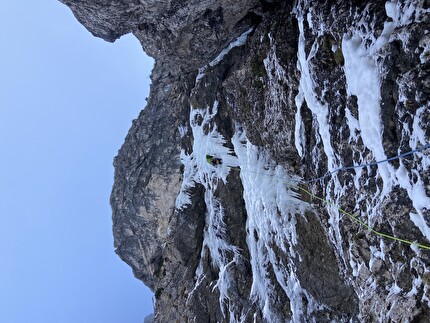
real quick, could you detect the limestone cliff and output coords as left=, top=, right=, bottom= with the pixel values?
left=61, top=0, right=430, bottom=321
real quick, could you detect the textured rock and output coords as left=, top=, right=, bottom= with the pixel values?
left=144, top=313, right=154, bottom=323
left=60, top=0, right=262, bottom=70
left=60, top=0, right=430, bottom=321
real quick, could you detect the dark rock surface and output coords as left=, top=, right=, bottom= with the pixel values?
left=60, top=0, right=430, bottom=321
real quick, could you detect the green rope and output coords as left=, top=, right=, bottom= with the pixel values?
left=237, top=167, right=430, bottom=250
left=295, top=184, right=430, bottom=251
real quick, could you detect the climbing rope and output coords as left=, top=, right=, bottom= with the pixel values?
left=304, top=143, right=430, bottom=183
left=237, top=143, right=430, bottom=250
left=295, top=185, right=430, bottom=250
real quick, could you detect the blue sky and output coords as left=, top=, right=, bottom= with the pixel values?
left=0, top=0, right=154, bottom=322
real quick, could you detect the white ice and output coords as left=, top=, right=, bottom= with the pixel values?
left=196, top=28, right=253, bottom=82
left=177, top=103, right=242, bottom=316
left=342, top=33, right=395, bottom=195
left=296, top=16, right=337, bottom=172
left=176, top=102, right=240, bottom=210
left=209, top=28, right=253, bottom=67
left=232, top=131, right=319, bottom=321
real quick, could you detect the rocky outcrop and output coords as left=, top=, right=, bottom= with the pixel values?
left=61, top=0, right=430, bottom=321
left=59, top=0, right=262, bottom=70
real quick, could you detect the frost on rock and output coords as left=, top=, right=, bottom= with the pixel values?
left=291, top=0, right=430, bottom=321
left=178, top=102, right=243, bottom=317
left=180, top=101, right=323, bottom=320
left=176, top=101, right=239, bottom=210
left=232, top=131, right=319, bottom=321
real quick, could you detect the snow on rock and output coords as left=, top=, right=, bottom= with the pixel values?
left=196, top=28, right=254, bottom=82
left=342, top=23, right=396, bottom=199
left=232, top=131, right=319, bottom=321
left=296, top=15, right=338, bottom=173
left=177, top=102, right=243, bottom=314
left=176, top=102, right=239, bottom=210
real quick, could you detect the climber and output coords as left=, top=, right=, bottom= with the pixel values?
left=206, top=154, right=222, bottom=166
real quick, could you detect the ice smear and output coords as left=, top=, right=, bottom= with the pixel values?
left=411, top=107, right=429, bottom=150
left=339, top=0, right=416, bottom=228
left=387, top=1, right=430, bottom=241
left=176, top=101, right=239, bottom=210
left=419, top=36, right=430, bottom=64
left=389, top=284, right=402, bottom=295
left=397, top=87, right=430, bottom=240
left=178, top=103, right=242, bottom=316
left=196, top=28, right=253, bottom=82
left=344, top=108, right=360, bottom=143
left=232, top=131, right=320, bottom=321
left=385, top=1, right=398, bottom=20
left=369, top=240, right=386, bottom=272
left=410, top=209, right=430, bottom=242
left=379, top=1, right=428, bottom=47
left=294, top=92, right=305, bottom=158
left=182, top=104, right=320, bottom=319
left=178, top=125, right=188, bottom=138
left=295, top=8, right=351, bottom=262
left=342, top=34, right=395, bottom=196
left=176, top=150, right=195, bottom=209
left=296, top=16, right=337, bottom=172
left=209, top=28, right=253, bottom=67
left=338, top=1, right=430, bottom=317
left=263, top=34, right=306, bottom=159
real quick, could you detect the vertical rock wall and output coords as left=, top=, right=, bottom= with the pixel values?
left=61, top=0, right=430, bottom=321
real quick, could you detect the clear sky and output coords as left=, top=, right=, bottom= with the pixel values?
left=0, top=0, right=155, bottom=322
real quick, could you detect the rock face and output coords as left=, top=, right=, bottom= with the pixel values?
left=61, top=0, right=430, bottom=321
